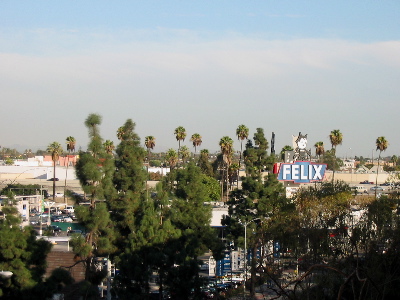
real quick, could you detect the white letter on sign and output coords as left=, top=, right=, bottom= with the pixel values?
left=313, top=165, right=323, bottom=180
left=292, top=165, right=299, bottom=180
left=282, top=165, right=291, bottom=180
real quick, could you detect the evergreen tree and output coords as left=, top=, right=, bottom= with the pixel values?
left=111, top=119, right=147, bottom=239
left=73, top=113, right=116, bottom=284
left=197, top=149, right=214, bottom=177
left=224, top=128, right=285, bottom=296
left=0, top=197, right=52, bottom=299
left=162, top=162, right=224, bottom=298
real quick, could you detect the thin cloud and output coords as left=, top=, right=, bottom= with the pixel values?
left=0, top=33, right=399, bottom=156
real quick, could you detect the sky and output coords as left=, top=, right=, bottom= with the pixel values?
left=0, top=1, right=399, bottom=158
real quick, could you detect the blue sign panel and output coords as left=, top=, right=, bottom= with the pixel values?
left=277, top=161, right=327, bottom=183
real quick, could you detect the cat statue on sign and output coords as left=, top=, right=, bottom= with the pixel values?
left=293, top=132, right=311, bottom=161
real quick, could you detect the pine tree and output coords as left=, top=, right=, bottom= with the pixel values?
left=225, top=128, right=285, bottom=296
left=73, top=113, right=116, bottom=284
left=111, top=119, right=147, bottom=236
left=0, top=197, right=52, bottom=298
left=162, top=162, right=224, bottom=298
left=197, top=149, right=214, bottom=177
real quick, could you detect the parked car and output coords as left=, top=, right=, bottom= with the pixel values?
left=360, top=180, right=374, bottom=184
left=51, top=215, right=64, bottom=222
left=47, top=178, right=59, bottom=181
left=62, top=216, right=73, bottom=222
left=48, top=192, right=64, bottom=198
left=370, top=186, right=384, bottom=191
left=63, top=206, right=74, bottom=214
left=68, top=213, right=77, bottom=221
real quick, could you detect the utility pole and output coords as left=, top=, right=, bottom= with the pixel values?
left=240, top=217, right=260, bottom=299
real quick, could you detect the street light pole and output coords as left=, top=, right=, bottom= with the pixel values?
left=244, top=221, right=247, bottom=299
left=240, top=217, right=260, bottom=299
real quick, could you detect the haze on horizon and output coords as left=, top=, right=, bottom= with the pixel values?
left=0, top=1, right=399, bottom=158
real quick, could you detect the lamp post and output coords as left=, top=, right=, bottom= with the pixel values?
left=239, top=217, right=260, bottom=299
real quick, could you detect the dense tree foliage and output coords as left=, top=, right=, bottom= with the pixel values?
left=0, top=197, right=52, bottom=299
left=223, top=127, right=283, bottom=295
left=73, top=113, right=117, bottom=285
left=5, top=116, right=400, bottom=299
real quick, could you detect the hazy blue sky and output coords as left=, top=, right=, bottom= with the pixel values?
left=1, top=1, right=399, bottom=158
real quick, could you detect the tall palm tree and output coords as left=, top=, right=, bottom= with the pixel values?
left=180, top=145, right=190, bottom=165
left=145, top=136, right=156, bottom=153
left=329, top=129, right=343, bottom=153
left=117, top=126, right=125, bottom=141
left=174, top=126, right=186, bottom=166
left=47, top=142, right=63, bottom=201
left=219, top=136, right=234, bottom=201
left=229, top=163, right=240, bottom=189
left=144, top=136, right=156, bottom=196
left=165, top=148, right=178, bottom=170
left=85, top=113, right=102, bottom=156
left=66, top=136, right=76, bottom=153
left=85, top=113, right=102, bottom=137
left=375, top=136, right=388, bottom=195
left=220, top=136, right=234, bottom=164
left=65, top=136, right=76, bottom=204
left=236, top=124, right=249, bottom=167
left=103, top=140, right=115, bottom=155
left=174, top=126, right=187, bottom=148
left=329, top=129, right=343, bottom=181
left=314, top=141, right=325, bottom=162
left=190, top=133, right=202, bottom=154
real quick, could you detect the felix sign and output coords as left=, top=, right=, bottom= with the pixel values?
left=277, top=161, right=327, bottom=183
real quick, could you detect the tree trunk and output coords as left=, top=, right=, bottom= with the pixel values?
left=52, top=162, right=56, bottom=201
left=250, top=245, right=257, bottom=297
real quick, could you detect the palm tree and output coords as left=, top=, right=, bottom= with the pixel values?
left=144, top=136, right=156, bottom=196
left=85, top=113, right=102, bottom=137
left=47, top=142, right=63, bottom=201
left=314, top=141, right=325, bottom=162
left=236, top=124, right=249, bottom=167
left=165, top=148, right=178, bottom=170
left=219, top=136, right=234, bottom=201
left=220, top=136, right=234, bottom=164
left=375, top=136, right=388, bottom=195
left=329, top=129, right=343, bottom=181
left=66, top=136, right=76, bottom=153
left=174, top=126, right=186, bottom=148
left=229, top=163, right=240, bottom=189
left=391, top=155, right=398, bottom=168
left=174, top=126, right=186, bottom=166
left=103, top=140, right=115, bottom=155
left=145, top=136, right=156, bottom=153
left=200, top=149, right=209, bottom=156
left=180, top=145, right=191, bottom=165
left=65, top=136, right=76, bottom=204
left=329, top=129, right=343, bottom=153
left=85, top=113, right=102, bottom=156
left=190, top=133, right=202, bottom=154
left=117, top=126, right=125, bottom=141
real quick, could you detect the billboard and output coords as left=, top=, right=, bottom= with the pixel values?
left=277, top=161, right=327, bottom=183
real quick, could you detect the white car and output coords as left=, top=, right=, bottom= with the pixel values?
left=63, top=206, right=75, bottom=214
left=48, top=193, right=64, bottom=198
left=62, top=216, right=73, bottom=222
